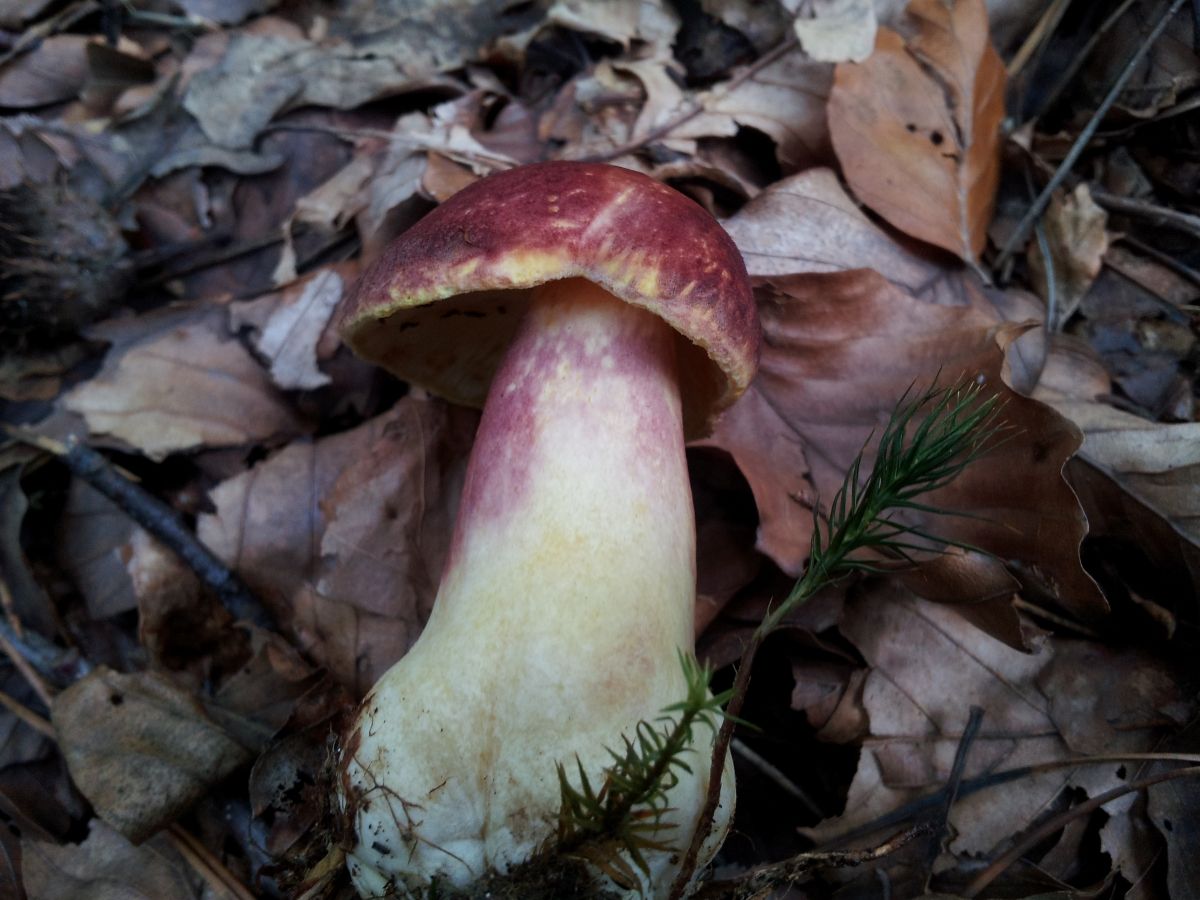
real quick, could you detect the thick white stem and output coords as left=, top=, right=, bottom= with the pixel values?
left=341, top=279, right=730, bottom=896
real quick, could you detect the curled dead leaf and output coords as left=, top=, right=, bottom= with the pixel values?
left=1029, top=184, right=1110, bottom=328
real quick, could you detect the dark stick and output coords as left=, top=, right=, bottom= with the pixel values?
left=60, top=438, right=275, bottom=629
left=668, top=633, right=763, bottom=899
left=920, top=706, right=984, bottom=887
left=8, top=429, right=275, bottom=630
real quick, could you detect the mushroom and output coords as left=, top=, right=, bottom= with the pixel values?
left=335, top=161, right=759, bottom=897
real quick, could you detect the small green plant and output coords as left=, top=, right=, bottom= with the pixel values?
left=761, top=377, right=1003, bottom=634
left=552, top=653, right=731, bottom=890
left=555, top=378, right=1004, bottom=896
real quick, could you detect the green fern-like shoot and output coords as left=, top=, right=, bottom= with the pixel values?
left=762, top=378, right=1002, bottom=633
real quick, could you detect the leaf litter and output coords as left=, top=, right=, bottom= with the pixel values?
left=0, top=0, right=1198, bottom=897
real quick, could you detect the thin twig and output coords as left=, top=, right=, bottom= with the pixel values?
left=995, top=0, right=1189, bottom=272
left=167, top=824, right=257, bottom=900
left=0, top=689, right=54, bottom=738
left=585, top=36, right=800, bottom=164
left=961, top=764, right=1200, bottom=897
left=1030, top=0, right=1140, bottom=120
left=1090, top=187, right=1200, bottom=241
left=815, top=753, right=1200, bottom=852
left=1118, top=235, right=1200, bottom=292
left=1007, top=0, right=1072, bottom=80
left=0, top=619, right=56, bottom=708
left=3, top=428, right=275, bottom=630
left=731, top=736, right=823, bottom=818
left=695, top=825, right=932, bottom=899
left=921, top=707, right=983, bottom=887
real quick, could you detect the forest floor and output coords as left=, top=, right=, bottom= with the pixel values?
left=1, top=0, right=1198, bottom=898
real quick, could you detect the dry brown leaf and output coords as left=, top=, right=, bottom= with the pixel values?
left=723, top=167, right=976, bottom=307
left=0, top=345, right=87, bottom=402
left=62, top=306, right=302, bottom=461
left=22, top=819, right=198, bottom=900
left=197, top=397, right=474, bottom=692
left=790, top=659, right=868, bottom=742
left=804, top=588, right=1189, bottom=863
left=693, top=47, right=833, bottom=170
left=705, top=270, right=1106, bottom=633
left=1029, top=183, right=1110, bottom=327
left=0, top=35, right=90, bottom=107
left=793, top=0, right=878, bottom=63
left=208, top=628, right=323, bottom=749
left=828, top=0, right=1004, bottom=265
left=542, top=62, right=657, bottom=160
left=51, top=667, right=253, bottom=843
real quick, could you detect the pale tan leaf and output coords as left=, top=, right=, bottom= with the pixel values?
left=828, top=0, right=1004, bottom=263
left=62, top=308, right=301, bottom=461
left=51, top=668, right=252, bottom=843
left=793, top=0, right=878, bottom=63
left=232, top=267, right=348, bottom=391
left=22, top=819, right=197, bottom=900
left=544, top=0, right=678, bottom=51
left=723, top=167, right=978, bottom=307
left=1043, top=400, right=1200, bottom=545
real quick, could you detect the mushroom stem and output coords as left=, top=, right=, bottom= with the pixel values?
left=342, top=278, right=727, bottom=895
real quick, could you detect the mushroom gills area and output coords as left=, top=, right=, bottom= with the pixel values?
left=343, top=278, right=719, bottom=896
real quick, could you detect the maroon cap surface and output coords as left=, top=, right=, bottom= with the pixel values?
left=338, top=161, right=759, bottom=437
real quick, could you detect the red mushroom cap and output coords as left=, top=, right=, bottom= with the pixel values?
left=338, top=161, right=759, bottom=438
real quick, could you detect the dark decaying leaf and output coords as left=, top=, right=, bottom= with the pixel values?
left=0, top=466, right=56, bottom=634
left=21, top=819, right=199, bottom=900
left=50, top=667, right=253, bottom=843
